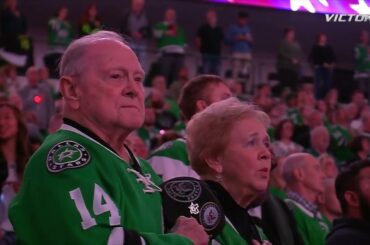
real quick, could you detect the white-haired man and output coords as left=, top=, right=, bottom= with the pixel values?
left=9, top=31, right=208, bottom=245
left=282, top=153, right=330, bottom=245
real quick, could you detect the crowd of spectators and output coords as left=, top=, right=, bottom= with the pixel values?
left=0, top=0, right=370, bottom=244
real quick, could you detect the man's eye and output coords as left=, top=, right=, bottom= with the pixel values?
left=110, top=74, right=122, bottom=79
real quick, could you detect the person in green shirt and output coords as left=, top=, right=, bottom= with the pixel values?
left=9, top=30, right=208, bottom=245
left=148, top=74, right=232, bottom=181
left=282, top=153, right=330, bottom=245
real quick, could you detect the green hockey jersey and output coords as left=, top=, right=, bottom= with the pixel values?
left=285, top=198, right=330, bottom=245
left=9, top=123, right=192, bottom=245
left=148, top=138, right=199, bottom=181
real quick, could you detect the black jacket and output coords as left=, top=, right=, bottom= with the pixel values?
left=326, top=218, right=370, bottom=245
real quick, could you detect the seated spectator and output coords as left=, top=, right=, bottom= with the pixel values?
left=347, top=135, right=370, bottom=164
left=326, top=105, right=353, bottom=163
left=187, top=97, right=271, bottom=244
left=326, top=160, right=370, bottom=245
left=282, top=153, right=330, bottom=245
left=318, top=153, right=338, bottom=178
left=306, top=126, right=330, bottom=157
left=124, top=132, right=149, bottom=159
left=293, top=109, right=323, bottom=148
left=19, top=66, right=55, bottom=131
left=269, top=157, right=287, bottom=199
left=254, top=84, right=274, bottom=111
left=271, top=119, right=304, bottom=158
left=168, top=67, right=189, bottom=101
left=267, top=101, right=288, bottom=131
left=317, top=178, right=341, bottom=223
left=137, top=106, right=158, bottom=150
left=148, top=75, right=232, bottom=181
left=0, top=103, right=32, bottom=245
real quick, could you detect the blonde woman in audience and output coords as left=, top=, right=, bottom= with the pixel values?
left=187, top=98, right=272, bottom=244
left=0, top=103, right=32, bottom=244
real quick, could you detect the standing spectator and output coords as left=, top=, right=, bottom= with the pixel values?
left=153, top=8, right=186, bottom=86
left=276, top=28, right=304, bottom=95
left=226, top=11, right=253, bottom=80
left=326, top=160, right=370, bottom=245
left=121, top=0, right=150, bottom=68
left=0, top=103, right=32, bottom=245
left=196, top=9, right=224, bottom=75
left=309, top=33, right=336, bottom=99
left=354, top=30, right=370, bottom=101
left=45, top=6, right=74, bottom=78
left=19, top=67, right=54, bottom=131
left=282, top=153, right=330, bottom=245
left=78, top=3, right=102, bottom=37
left=0, top=0, right=32, bottom=70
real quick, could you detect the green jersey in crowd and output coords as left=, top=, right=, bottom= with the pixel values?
left=9, top=122, right=193, bottom=244
left=148, top=138, right=199, bottom=181
left=285, top=198, right=331, bottom=245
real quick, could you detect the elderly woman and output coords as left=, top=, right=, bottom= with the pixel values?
left=187, top=97, right=272, bottom=244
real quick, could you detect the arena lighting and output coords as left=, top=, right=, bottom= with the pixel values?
left=207, top=0, right=370, bottom=14
left=33, top=95, right=43, bottom=104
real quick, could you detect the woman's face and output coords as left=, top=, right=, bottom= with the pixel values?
left=218, top=118, right=271, bottom=195
left=0, top=106, right=18, bottom=140
left=281, top=121, right=293, bottom=140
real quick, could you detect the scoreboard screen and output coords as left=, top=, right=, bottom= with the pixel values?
left=207, top=0, right=370, bottom=14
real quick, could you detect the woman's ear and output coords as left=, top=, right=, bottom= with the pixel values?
left=204, top=156, right=223, bottom=174
left=60, top=76, right=80, bottom=110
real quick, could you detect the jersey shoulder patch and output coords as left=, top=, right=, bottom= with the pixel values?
left=46, top=140, right=91, bottom=173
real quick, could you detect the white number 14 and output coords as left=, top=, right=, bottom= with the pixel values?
left=70, top=184, right=121, bottom=230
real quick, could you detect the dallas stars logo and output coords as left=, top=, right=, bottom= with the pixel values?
left=46, top=141, right=91, bottom=173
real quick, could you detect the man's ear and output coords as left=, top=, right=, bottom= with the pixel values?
left=293, top=167, right=304, bottom=182
left=195, top=100, right=208, bottom=113
left=60, top=76, right=80, bottom=110
left=344, top=191, right=360, bottom=208
left=204, top=156, right=223, bottom=174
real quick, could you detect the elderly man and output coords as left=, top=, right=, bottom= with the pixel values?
left=9, top=31, right=208, bottom=244
left=282, top=153, right=330, bottom=245
left=326, top=160, right=370, bottom=244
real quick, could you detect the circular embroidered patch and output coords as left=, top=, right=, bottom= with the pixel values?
left=163, top=179, right=202, bottom=203
left=199, top=202, right=222, bottom=232
left=46, top=141, right=91, bottom=173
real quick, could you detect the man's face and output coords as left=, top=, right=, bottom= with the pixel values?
left=204, top=83, right=232, bottom=105
left=302, top=155, right=325, bottom=194
left=76, top=40, right=145, bottom=134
